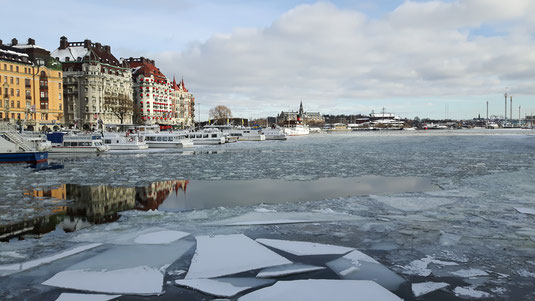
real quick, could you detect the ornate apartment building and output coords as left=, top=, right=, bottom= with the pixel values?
left=0, top=38, right=63, bottom=130
left=126, top=57, right=195, bottom=127
left=52, top=36, right=133, bottom=130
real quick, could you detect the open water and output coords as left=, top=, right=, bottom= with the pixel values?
left=1, top=130, right=534, bottom=300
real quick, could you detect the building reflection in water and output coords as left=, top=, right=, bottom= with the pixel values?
left=0, top=180, right=188, bottom=242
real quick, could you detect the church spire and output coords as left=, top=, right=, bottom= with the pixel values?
left=299, top=100, right=304, bottom=115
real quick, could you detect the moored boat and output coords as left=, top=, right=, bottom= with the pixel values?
left=46, top=132, right=110, bottom=153
left=262, top=127, right=288, bottom=140
left=282, top=124, right=310, bottom=136
left=103, top=133, right=149, bottom=150
left=185, top=129, right=226, bottom=145
left=0, top=135, right=48, bottom=164
left=141, top=132, right=194, bottom=148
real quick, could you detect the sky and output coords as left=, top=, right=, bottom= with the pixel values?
left=3, top=0, right=535, bottom=120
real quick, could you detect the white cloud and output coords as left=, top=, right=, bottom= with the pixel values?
left=155, top=1, right=535, bottom=118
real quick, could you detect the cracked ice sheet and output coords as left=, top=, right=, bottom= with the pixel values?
left=515, top=207, right=535, bottom=215
left=0, top=243, right=101, bottom=276
left=238, top=280, right=403, bottom=301
left=44, top=241, right=194, bottom=295
left=454, top=286, right=491, bottom=298
left=326, top=250, right=405, bottom=291
left=256, top=264, right=325, bottom=278
left=134, top=230, right=190, bottom=244
left=402, top=256, right=458, bottom=277
left=256, top=238, right=354, bottom=256
left=370, top=195, right=456, bottom=211
left=55, top=293, right=120, bottom=301
left=412, top=282, right=449, bottom=297
left=185, top=234, right=291, bottom=279
left=204, top=212, right=362, bottom=226
left=451, top=268, right=489, bottom=278
left=175, top=278, right=275, bottom=297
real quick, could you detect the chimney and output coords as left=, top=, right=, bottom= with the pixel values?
left=104, top=45, right=111, bottom=53
left=11, top=38, right=18, bottom=46
left=0, top=40, right=3, bottom=46
left=95, top=42, right=102, bottom=50
left=27, top=38, right=35, bottom=45
left=83, top=39, right=92, bottom=49
left=59, top=36, right=68, bottom=49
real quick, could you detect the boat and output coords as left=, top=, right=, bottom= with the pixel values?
left=282, top=124, right=310, bottom=136
left=141, top=132, right=194, bottom=148
left=0, top=134, right=48, bottom=164
left=261, top=127, right=287, bottom=140
left=224, top=128, right=265, bottom=141
left=103, top=133, right=149, bottom=150
left=185, top=129, right=226, bottom=145
left=20, top=132, right=52, bottom=151
left=46, top=132, right=110, bottom=153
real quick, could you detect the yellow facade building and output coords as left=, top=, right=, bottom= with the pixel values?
left=0, top=38, right=63, bottom=130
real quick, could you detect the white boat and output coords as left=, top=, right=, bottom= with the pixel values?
left=261, top=127, right=287, bottom=140
left=48, top=133, right=110, bottom=153
left=224, top=128, right=265, bottom=141
left=20, top=132, right=52, bottom=151
left=185, top=129, right=226, bottom=145
left=103, top=133, right=149, bottom=150
left=142, top=132, right=194, bottom=148
left=282, top=124, right=310, bottom=136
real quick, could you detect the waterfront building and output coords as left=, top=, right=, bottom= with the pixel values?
left=277, top=101, right=324, bottom=125
left=126, top=57, right=172, bottom=126
left=170, top=77, right=195, bottom=127
left=52, top=36, right=133, bottom=130
left=1, top=38, right=63, bottom=130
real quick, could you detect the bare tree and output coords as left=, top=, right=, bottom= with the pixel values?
left=209, top=105, right=232, bottom=120
left=103, top=93, right=133, bottom=125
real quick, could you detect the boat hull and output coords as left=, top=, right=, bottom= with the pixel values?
left=49, top=147, right=109, bottom=153
left=0, top=151, right=48, bottom=164
left=108, top=144, right=149, bottom=150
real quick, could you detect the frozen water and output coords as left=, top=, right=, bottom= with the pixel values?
left=44, top=266, right=164, bottom=295
left=205, top=211, right=361, bottom=226
left=43, top=240, right=194, bottom=295
left=55, top=293, right=120, bottom=301
left=412, top=282, right=449, bottom=297
left=256, top=238, right=354, bottom=256
left=174, top=278, right=275, bottom=297
left=451, top=268, right=489, bottom=278
left=185, top=234, right=291, bottom=279
left=134, top=230, right=189, bottom=244
left=326, top=250, right=406, bottom=291
left=515, top=207, right=535, bottom=215
left=256, top=263, right=325, bottom=278
left=454, top=286, right=491, bottom=298
left=238, top=279, right=403, bottom=301
left=0, top=243, right=101, bottom=276
left=370, top=194, right=456, bottom=211
left=402, top=255, right=458, bottom=277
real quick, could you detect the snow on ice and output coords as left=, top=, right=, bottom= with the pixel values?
left=238, top=279, right=403, bottom=301
left=185, top=234, right=291, bottom=279
left=412, top=282, right=449, bottom=297
left=402, top=255, right=458, bottom=277
left=255, top=238, right=354, bottom=256
left=134, top=230, right=190, bottom=244
left=55, top=293, right=121, bottom=301
left=205, top=211, right=360, bottom=226
left=515, top=207, right=535, bottom=215
left=451, top=268, right=489, bottom=278
left=454, top=286, right=491, bottom=298
left=175, top=278, right=275, bottom=297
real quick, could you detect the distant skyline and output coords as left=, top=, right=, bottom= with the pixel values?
left=3, top=0, right=535, bottom=120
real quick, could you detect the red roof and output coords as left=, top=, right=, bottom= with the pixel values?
left=129, top=58, right=167, bottom=81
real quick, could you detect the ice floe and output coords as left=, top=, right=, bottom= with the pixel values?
left=175, top=278, right=275, bottom=297
left=185, top=234, right=291, bottom=279
left=134, top=230, right=189, bottom=244
left=55, top=293, right=120, bottom=301
left=205, top=212, right=361, bottom=226
left=326, top=250, right=405, bottom=291
left=44, top=266, right=164, bottom=295
left=238, top=279, right=403, bottom=301
left=256, top=238, right=353, bottom=256
left=370, top=195, right=456, bottom=211
left=256, top=263, right=325, bottom=278
left=453, top=286, right=491, bottom=298
left=402, top=255, right=458, bottom=277
left=451, top=268, right=489, bottom=278
left=43, top=241, right=193, bottom=295
left=412, top=282, right=449, bottom=297
left=0, top=243, right=101, bottom=276
left=514, top=207, right=535, bottom=215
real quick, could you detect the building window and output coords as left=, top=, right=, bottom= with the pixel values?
left=17, top=113, right=21, bottom=120
left=59, top=103, right=62, bottom=110
left=58, top=83, right=61, bottom=89
left=10, top=88, right=14, bottom=96
left=25, top=79, right=30, bottom=87
left=10, top=77, right=13, bottom=84
left=11, top=113, right=15, bottom=119
left=17, top=101, right=20, bottom=108
left=3, top=64, right=6, bottom=70
left=11, top=101, right=14, bottom=107
left=16, top=66, right=19, bottom=72
left=10, top=65, right=13, bottom=71
left=16, top=89, right=20, bottom=97
left=16, top=78, right=19, bottom=85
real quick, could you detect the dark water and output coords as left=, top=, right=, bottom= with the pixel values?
left=1, top=176, right=437, bottom=241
